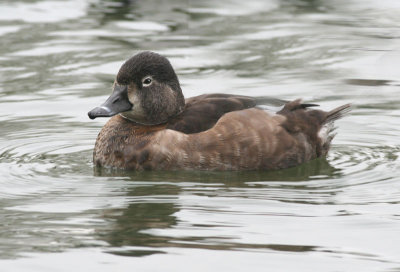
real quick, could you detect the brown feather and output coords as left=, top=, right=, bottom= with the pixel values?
left=90, top=52, right=351, bottom=171
left=93, top=102, right=350, bottom=171
left=166, top=93, right=256, bottom=134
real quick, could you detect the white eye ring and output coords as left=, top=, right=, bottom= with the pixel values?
left=142, top=76, right=153, bottom=87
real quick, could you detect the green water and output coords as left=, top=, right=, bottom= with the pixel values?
left=0, top=0, right=400, bottom=271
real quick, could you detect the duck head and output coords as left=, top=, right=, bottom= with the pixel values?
left=88, top=51, right=185, bottom=125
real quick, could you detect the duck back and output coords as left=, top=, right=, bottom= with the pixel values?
left=93, top=99, right=350, bottom=171
left=167, top=93, right=256, bottom=134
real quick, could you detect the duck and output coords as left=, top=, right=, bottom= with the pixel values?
left=88, top=51, right=351, bottom=171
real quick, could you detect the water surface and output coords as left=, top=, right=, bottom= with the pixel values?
left=1, top=0, right=400, bottom=271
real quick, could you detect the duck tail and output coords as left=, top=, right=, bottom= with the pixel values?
left=318, top=103, right=352, bottom=155
left=324, top=103, right=352, bottom=124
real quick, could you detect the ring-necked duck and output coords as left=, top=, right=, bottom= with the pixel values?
left=88, top=51, right=351, bottom=171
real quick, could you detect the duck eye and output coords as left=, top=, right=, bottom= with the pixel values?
left=142, top=77, right=152, bottom=87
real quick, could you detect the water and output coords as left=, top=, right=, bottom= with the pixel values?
left=1, top=0, right=400, bottom=271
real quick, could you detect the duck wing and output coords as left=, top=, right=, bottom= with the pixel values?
left=148, top=100, right=351, bottom=170
left=167, top=93, right=256, bottom=134
left=151, top=107, right=312, bottom=170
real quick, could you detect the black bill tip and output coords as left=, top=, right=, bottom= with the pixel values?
left=88, top=106, right=115, bottom=120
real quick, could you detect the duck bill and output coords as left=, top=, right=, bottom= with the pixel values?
left=88, top=85, right=132, bottom=119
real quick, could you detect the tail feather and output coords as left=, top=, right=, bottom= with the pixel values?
left=318, top=103, right=352, bottom=155
left=277, top=99, right=351, bottom=157
left=279, top=98, right=320, bottom=112
left=324, top=103, right=352, bottom=124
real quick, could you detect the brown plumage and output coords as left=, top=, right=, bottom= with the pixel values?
left=88, top=51, right=351, bottom=171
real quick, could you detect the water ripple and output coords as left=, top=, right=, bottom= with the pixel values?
left=1, top=0, right=400, bottom=270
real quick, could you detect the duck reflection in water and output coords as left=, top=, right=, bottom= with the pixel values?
left=97, top=158, right=339, bottom=257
